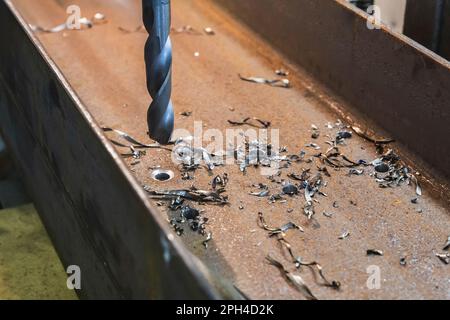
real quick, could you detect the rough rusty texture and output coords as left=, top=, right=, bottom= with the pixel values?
left=6, top=0, right=450, bottom=299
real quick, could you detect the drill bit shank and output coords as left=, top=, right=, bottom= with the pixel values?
left=143, top=0, right=174, bottom=144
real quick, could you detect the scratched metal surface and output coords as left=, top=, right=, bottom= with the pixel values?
left=7, top=0, right=450, bottom=299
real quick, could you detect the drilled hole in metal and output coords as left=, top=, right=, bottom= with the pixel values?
left=151, top=169, right=174, bottom=182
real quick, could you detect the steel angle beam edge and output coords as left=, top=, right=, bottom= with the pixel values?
left=0, top=0, right=237, bottom=300
left=214, top=0, right=450, bottom=185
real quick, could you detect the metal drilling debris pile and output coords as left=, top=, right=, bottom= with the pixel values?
left=107, top=112, right=436, bottom=298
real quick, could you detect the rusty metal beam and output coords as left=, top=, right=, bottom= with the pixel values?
left=0, top=0, right=234, bottom=299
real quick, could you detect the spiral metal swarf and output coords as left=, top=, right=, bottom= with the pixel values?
left=143, top=0, right=174, bottom=144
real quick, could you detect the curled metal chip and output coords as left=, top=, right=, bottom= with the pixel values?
left=400, top=257, right=407, bottom=266
left=30, top=13, right=107, bottom=33
left=337, top=131, right=352, bottom=140
left=103, top=128, right=172, bottom=150
left=171, top=25, right=203, bottom=35
left=266, top=255, right=317, bottom=300
left=282, top=184, right=299, bottom=195
left=323, top=212, right=333, bottom=218
left=348, top=168, right=364, bottom=176
left=352, top=126, right=395, bottom=144
left=203, top=232, right=212, bottom=248
left=339, top=231, right=350, bottom=240
left=228, top=117, right=271, bottom=129
left=436, top=253, right=450, bottom=265
left=275, top=69, right=289, bottom=76
left=181, top=206, right=200, bottom=220
left=250, top=190, right=270, bottom=197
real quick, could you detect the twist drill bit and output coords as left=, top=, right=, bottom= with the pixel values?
left=143, top=0, right=174, bottom=144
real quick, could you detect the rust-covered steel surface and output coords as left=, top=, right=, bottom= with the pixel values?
left=1, top=0, right=450, bottom=299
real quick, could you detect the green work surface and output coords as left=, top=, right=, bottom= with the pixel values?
left=0, top=204, right=77, bottom=300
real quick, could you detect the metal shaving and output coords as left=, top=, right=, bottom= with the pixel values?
left=168, top=202, right=209, bottom=240
left=144, top=186, right=228, bottom=205
left=288, top=169, right=311, bottom=182
left=443, top=236, right=450, bottom=251
left=203, top=232, right=212, bottom=248
left=336, top=131, right=352, bottom=141
left=295, top=258, right=341, bottom=290
left=367, top=249, right=384, bottom=256
left=302, top=173, right=326, bottom=205
left=266, top=255, right=317, bottom=300
left=228, top=117, right=271, bottom=129
left=311, top=125, right=320, bottom=139
left=233, top=139, right=286, bottom=174
left=371, top=149, right=422, bottom=196
left=123, top=146, right=146, bottom=159
left=273, top=237, right=340, bottom=291
left=171, top=25, right=203, bottom=35
left=303, top=201, right=315, bottom=220
left=305, top=143, right=321, bottom=150
left=436, top=253, right=450, bottom=265
left=400, top=257, right=407, bottom=266
left=238, top=74, right=290, bottom=88
left=269, top=194, right=284, bottom=203
left=173, top=137, right=218, bottom=171
left=181, top=172, right=193, bottom=180
left=275, top=69, right=289, bottom=76
left=103, top=128, right=172, bottom=151
left=348, top=168, right=364, bottom=176
left=374, top=163, right=390, bottom=173
left=180, top=111, right=192, bottom=117
left=282, top=183, right=299, bottom=196
left=30, top=13, right=107, bottom=33
left=169, top=218, right=184, bottom=236
left=181, top=205, right=200, bottom=220
left=318, top=147, right=361, bottom=168
left=318, top=166, right=331, bottom=177
left=250, top=190, right=270, bottom=197
left=323, top=212, right=333, bottom=218
left=258, top=212, right=304, bottom=236
left=169, top=197, right=184, bottom=211
left=352, top=126, right=395, bottom=144
left=212, top=174, right=228, bottom=190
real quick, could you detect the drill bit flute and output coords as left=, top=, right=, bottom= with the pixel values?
left=143, top=0, right=174, bottom=144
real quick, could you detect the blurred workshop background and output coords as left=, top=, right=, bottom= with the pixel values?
left=349, top=0, right=450, bottom=59
left=0, top=0, right=449, bottom=300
